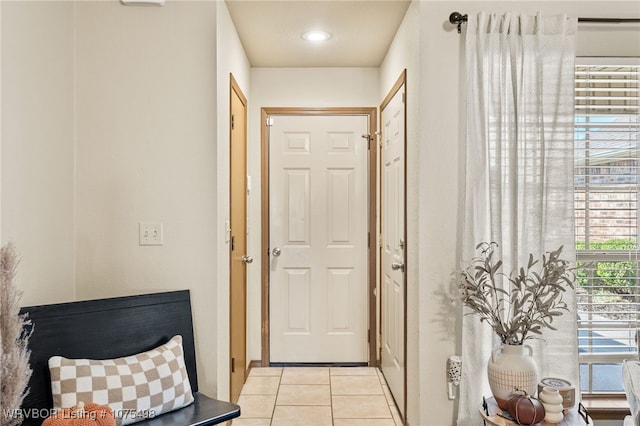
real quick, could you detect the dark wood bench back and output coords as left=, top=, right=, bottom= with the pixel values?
left=18, top=290, right=198, bottom=425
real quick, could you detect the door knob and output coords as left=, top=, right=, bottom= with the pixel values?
left=242, top=255, right=254, bottom=264
left=272, top=247, right=281, bottom=257
left=391, top=262, right=405, bottom=272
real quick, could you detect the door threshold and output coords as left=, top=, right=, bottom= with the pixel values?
left=269, top=362, right=369, bottom=368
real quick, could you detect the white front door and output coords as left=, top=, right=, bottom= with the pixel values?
left=381, top=82, right=406, bottom=417
left=269, top=114, right=369, bottom=363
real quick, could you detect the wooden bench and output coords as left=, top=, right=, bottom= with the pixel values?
left=18, top=290, right=240, bottom=425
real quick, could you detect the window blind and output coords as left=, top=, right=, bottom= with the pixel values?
left=575, top=61, right=640, bottom=393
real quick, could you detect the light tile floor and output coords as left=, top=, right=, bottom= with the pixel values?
left=230, top=367, right=403, bottom=426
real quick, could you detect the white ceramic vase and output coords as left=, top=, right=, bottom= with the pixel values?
left=487, top=344, right=538, bottom=410
left=539, top=386, right=564, bottom=423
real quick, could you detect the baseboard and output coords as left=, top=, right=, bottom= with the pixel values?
left=246, top=360, right=262, bottom=378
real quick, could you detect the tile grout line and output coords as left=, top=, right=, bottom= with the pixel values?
left=378, top=368, right=399, bottom=422
left=329, top=368, right=334, bottom=426
left=269, top=368, right=283, bottom=426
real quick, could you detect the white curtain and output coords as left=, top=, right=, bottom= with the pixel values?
left=458, top=12, right=578, bottom=425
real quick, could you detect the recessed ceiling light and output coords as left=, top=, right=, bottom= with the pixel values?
left=301, top=31, right=332, bottom=42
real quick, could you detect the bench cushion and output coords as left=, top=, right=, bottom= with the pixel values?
left=49, top=335, right=194, bottom=425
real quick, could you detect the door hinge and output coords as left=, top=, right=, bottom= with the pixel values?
left=378, top=234, right=383, bottom=248
left=266, top=117, right=274, bottom=127
left=368, top=232, right=370, bottom=248
left=231, top=235, right=235, bottom=251
left=231, top=357, right=235, bottom=373
left=402, top=92, right=406, bottom=103
left=231, top=114, right=235, bottom=130
left=368, top=330, right=370, bottom=343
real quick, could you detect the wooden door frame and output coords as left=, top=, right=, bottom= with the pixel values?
left=379, top=70, right=407, bottom=423
left=260, top=107, right=378, bottom=366
left=229, top=73, right=248, bottom=402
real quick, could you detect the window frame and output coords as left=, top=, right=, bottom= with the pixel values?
left=575, top=56, right=640, bottom=396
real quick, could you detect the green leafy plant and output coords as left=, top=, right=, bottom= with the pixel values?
left=459, top=242, right=577, bottom=345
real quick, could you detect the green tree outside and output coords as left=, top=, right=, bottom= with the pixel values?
left=577, top=238, right=636, bottom=295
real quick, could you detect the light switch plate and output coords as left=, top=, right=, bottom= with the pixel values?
left=139, top=222, right=164, bottom=246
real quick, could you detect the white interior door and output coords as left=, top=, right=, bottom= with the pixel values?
left=381, top=84, right=406, bottom=417
left=269, top=114, right=369, bottom=363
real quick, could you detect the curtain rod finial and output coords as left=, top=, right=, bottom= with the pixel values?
left=449, top=12, right=467, bottom=33
left=449, top=12, right=465, bottom=24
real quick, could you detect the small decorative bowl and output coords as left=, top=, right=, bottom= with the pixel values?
left=538, top=377, right=575, bottom=410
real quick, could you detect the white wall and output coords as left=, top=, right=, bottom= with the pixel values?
left=379, top=3, right=421, bottom=425
left=379, top=1, right=640, bottom=425
left=1, top=1, right=76, bottom=306
left=247, top=67, right=380, bottom=363
left=74, top=1, right=219, bottom=397
left=215, top=0, right=251, bottom=401
left=2, top=0, right=251, bottom=401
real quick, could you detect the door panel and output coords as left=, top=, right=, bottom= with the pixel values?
left=284, top=169, right=310, bottom=243
left=229, top=77, right=247, bottom=403
left=269, top=114, right=369, bottom=363
left=381, top=82, right=406, bottom=418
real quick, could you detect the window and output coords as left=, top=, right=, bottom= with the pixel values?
left=575, top=58, right=640, bottom=394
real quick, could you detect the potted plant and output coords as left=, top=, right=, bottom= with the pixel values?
left=459, top=242, right=576, bottom=409
left=1, top=243, right=32, bottom=426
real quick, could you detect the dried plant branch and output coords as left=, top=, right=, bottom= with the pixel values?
left=459, top=242, right=576, bottom=345
left=1, top=243, right=32, bottom=426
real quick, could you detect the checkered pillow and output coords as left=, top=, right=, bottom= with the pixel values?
left=48, top=335, right=194, bottom=425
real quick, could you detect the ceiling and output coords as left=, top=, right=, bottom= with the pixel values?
left=224, top=0, right=412, bottom=67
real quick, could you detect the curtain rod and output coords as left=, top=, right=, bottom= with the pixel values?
left=449, top=11, right=640, bottom=33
